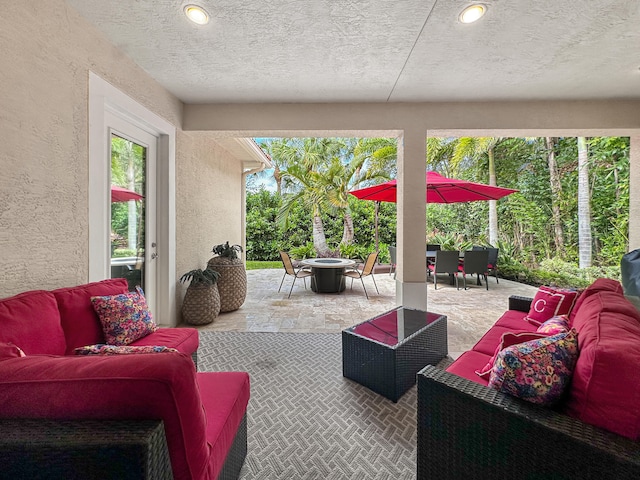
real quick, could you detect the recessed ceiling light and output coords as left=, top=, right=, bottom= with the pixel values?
left=184, top=5, right=210, bottom=25
left=459, top=4, right=486, bottom=24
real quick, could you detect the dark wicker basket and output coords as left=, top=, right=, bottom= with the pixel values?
left=181, top=283, right=220, bottom=325
left=207, top=257, right=247, bottom=312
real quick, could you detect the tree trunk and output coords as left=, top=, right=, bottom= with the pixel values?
left=274, top=166, right=282, bottom=195
left=312, top=214, right=330, bottom=256
left=577, top=137, right=592, bottom=268
left=487, top=148, right=498, bottom=246
left=341, top=210, right=355, bottom=246
left=546, top=137, right=565, bottom=255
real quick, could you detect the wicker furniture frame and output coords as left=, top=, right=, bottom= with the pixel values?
left=343, top=308, right=447, bottom=402
left=417, top=295, right=640, bottom=479
left=0, top=413, right=248, bottom=480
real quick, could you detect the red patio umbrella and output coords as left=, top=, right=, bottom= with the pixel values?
left=111, top=185, right=144, bottom=202
left=349, top=171, right=518, bottom=249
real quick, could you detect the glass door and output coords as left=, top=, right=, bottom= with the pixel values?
left=109, top=126, right=157, bottom=312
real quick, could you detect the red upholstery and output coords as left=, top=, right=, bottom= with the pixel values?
left=568, top=277, right=622, bottom=324
left=132, top=327, right=199, bottom=355
left=53, top=278, right=130, bottom=353
left=492, top=309, right=536, bottom=331
left=199, top=372, right=251, bottom=479
left=564, top=290, right=640, bottom=440
left=0, top=290, right=66, bottom=355
left=445, top=350, right=491, bottom=386
left=0, top=353, right=209, bottom=479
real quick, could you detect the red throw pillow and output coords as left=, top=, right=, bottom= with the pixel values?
left=0, top=342, right=26, bottom=359
left=525, top=286, right=579, bottom=327
left=475, top=331, right=547, bottom=379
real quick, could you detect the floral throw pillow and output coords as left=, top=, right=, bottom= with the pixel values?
left=525, top=286, right=579, bottom=327
left=91, top=286, right=158, bottom=346
left=475, top=332, right=547, bottom=380
left=536, top=314, right=570, bottom=335
left=488, top=329, right=579, bottom=405
left=74, top=344, right=177, bottom=355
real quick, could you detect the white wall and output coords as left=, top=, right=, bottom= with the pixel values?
left=0, top=0, right=244, bottom=316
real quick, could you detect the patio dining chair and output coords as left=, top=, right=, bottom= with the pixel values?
left=278, top=251, right=315, bottom=298
left=343, top=251, right=379, bottom=299
left=427, top=250, right=460, bottom=289
left=459, top=249, right=490, bottom=290
left=472, top=246, right=499, bottom=283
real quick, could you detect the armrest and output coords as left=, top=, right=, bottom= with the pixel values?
left=508, top=295, right=533, bottom=312
left=417, top=365, right=640, bottom=480
left=0, top=418, right=172, bottom=479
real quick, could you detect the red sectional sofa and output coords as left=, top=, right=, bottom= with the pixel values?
left=417, top=278, right=640, bottom=479
left=0, top=279, right=250, bottom=480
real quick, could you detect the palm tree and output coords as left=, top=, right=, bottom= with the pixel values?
left=452, top=137, right=502, bottom=245
left=545, top=137, right=565, bottom=255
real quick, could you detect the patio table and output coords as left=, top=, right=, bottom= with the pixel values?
left=300, top=258, right=356, bottom=293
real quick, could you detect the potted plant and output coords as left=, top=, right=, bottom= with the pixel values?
left=179, top=268, right=221, bottom=325
left=207, top=242, right=246, bottom=312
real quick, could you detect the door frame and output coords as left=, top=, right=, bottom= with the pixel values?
left=88, top=72, right=177, bottom=327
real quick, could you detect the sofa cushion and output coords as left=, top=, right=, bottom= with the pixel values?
left=492, top=309, right=534, bottom=331
left=446, top=350, right=491, bottom=386
left=131, top=327, right=199, bottom=356
left=0, top=352, right=211, bottom=480
left=568, top=277, right=623, bottom=324
left=471, top=325, right=536, bottom=356
left=198, top=372, right=251, bottom=479
left=564, top=290, right=640, bottom=440
left=488, top=329, right=579, bottom=405
left=0, top=290, right=66, bottom=355
left=91, top=287, right=158, bottom=346
left=536, top=315, right=570, bottom=335
left=53, top=279, right=130, bottom=354
left=74, top=344, right=178, bottom=355
left=525, top=286, right=579, bottom=327
left=475, top=331, right=547, bottom=380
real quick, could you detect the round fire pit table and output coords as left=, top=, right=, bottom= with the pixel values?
left=299, top=258, right=356, bottom=293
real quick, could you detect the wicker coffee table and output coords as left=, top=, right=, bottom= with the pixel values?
left=342, top=307, right=447, bottom=402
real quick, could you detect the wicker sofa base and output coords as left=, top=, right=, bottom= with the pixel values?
left=417, top=365, right=640, bottom=479
left=0, top=419, right=172, bottom=480
left=0, top=413, right=248, bottom=480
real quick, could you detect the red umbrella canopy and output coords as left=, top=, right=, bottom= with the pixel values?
left=349, top=171, right=517, bottom=203
left=111, top=185, right=144, bottom=202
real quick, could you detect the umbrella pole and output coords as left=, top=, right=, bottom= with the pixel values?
left=374, top=201, right=379, bottom=253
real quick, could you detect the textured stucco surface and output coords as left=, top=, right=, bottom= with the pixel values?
left=0, top=0, right=242, bottom=307
left=176, top=132, right=243, bottom=321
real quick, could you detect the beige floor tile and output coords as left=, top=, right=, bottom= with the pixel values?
left=189, top=269, right=538, bottom=353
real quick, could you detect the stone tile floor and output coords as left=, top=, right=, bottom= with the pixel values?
left=187, top=268, right=538, bottom=359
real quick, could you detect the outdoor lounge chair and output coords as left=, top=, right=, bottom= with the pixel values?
left=278, top=251, right=314, bottom=298
left=388, top=245, right=397, bottom=279
left=343, top=251, right=379, bottom=299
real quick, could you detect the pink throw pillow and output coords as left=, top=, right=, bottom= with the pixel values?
left=536, top=314, right=570, bottom=335
left=475, top=332, right=547, bottom=379
left=488, top=329, right=579, bottom=405
left=91, top=287, right=157, bottom=346
left=525, top=286, right=579, bottom=327
left=74, top=344, right=177, bottom=355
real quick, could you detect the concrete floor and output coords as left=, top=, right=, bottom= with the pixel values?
left=189, top=268, right=538, bottom=359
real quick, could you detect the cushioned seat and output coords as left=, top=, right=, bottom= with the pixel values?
left=445, top=350, right=490, bottom=386
left=198, top=371, right=251, bottom=479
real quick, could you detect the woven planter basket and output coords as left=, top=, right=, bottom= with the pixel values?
left=207, top=257, right=247, bottom=312
left=181, top=283, right=220, bottom=325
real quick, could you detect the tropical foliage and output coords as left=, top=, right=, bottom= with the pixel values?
left=246, top=136, right=630, bottom=287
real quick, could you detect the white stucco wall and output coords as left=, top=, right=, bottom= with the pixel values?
left=0, top=0, right=243, bottom=302
left=176, top=132, right=243, bottom=320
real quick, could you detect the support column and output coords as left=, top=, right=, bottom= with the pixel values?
left=395, top=127, right=427, bottom=310
left=630, top=135, right=640, bottom=250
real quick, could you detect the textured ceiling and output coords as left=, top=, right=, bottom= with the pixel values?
left=65, top=0, right=640, bottom=104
